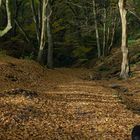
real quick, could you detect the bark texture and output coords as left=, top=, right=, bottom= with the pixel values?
left=37, top=0, right=48, bottom=64
left=118, top=0, right=130, bottom=79
left=0, top=0, right=12, bottom=37
left=93, top=0, right=101, bottom=58
left=47, top=3, right=53, bottom=68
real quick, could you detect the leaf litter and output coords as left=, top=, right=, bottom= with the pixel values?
left=0, top=56, right=140, bottom=139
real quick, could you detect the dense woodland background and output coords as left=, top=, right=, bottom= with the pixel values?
left=0, top=0, right=140, bottom=72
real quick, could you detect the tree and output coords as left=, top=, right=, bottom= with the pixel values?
left=102, top=0, right=107, bottom=57
left=37, top=0, right=48, bottom=64
left=118, top=0, right=130, bottom=79
left=46, top=2, right=53, bottom=68
left=0, top=0, right=12, bottom=37
left=30, top=0, right=41, bottom=44
left=92, top=0, right=101, bottom=58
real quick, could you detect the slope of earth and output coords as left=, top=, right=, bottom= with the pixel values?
left=86, top=39, right=140, bottom=116
left=87, top=40, right=140, bottom=79
left=0, top=55, right=140, bottom=139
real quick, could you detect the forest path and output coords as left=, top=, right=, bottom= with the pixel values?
left=40, top=80, right=140, bottom=139
left=0, top=56, right=140, bottom=139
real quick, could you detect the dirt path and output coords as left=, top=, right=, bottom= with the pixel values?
left=0, top=57, right=140, bottom=139
left=40, top=80, right=140, bottom=139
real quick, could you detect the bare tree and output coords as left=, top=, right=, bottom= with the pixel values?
left=37, top=0, right=48, bottom=64
left=102, top=2, right=107, bottom=57
left=30, top=0, right=41, bottom=44
left=92, top=0, right=101, bottom=58
left=47, top=3, right=53, bottom=68
left=0, top=0, right=12, bottom=37
left=118, top=0, right=130, bottom=79
left=108, top=16, right=117, bottom=54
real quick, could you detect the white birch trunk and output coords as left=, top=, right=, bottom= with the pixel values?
left=118, top=0, right=130, bottom=79
left=37, top=0, right=48, bottom=64
left=0, top=0, right=2, bottom=7
left=0, top=0, right=12, bottom=37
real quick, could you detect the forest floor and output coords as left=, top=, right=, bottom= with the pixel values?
left=0, top=52, right=140, bottom=139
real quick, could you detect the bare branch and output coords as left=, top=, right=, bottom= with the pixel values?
left=0, top=0, right=12, bottom=37
left=0, top=0, right=2, bottom=7
left=128, top=9, right=140, bottom=21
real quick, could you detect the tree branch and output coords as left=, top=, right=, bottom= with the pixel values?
left=0, top=0, right=12, bottom=37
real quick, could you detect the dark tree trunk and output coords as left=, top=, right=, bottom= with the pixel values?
left=47, top=5, right=53, bottom=68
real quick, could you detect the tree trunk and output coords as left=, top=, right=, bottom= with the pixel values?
left=118, top=0, right=130, bottom=79
left=0, top=0, right=2, bottom=6
left=47, top=3, right=53, bottom=68
left=0, top=0, right=12, bottom=37
left=92, top=0, right=101, bottom=58
left=108, top=16, right=117, bottom=54
left=12, top=0, right=17, bottom=36
left=103, top=5, right=107, bottom=57
left=37, top=0, right=48, bottom=64
left=38, top=0, right=42, bottom=36
left=31, top=0, right=40, bottom=44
